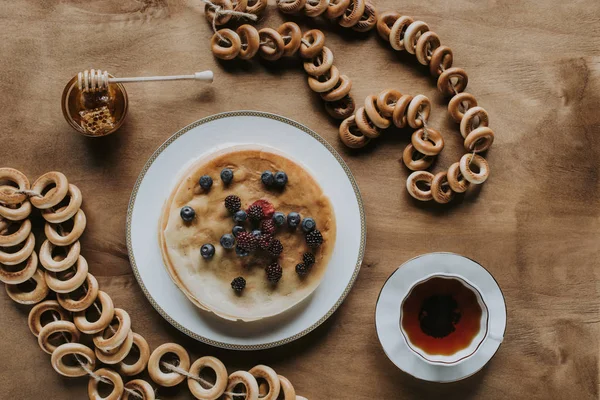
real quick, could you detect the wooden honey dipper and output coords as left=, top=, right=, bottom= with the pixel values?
left=77, top=69, right=214, bottom=92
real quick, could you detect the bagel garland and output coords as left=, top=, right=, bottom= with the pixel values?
left=0, top=168, right=308, bottom=400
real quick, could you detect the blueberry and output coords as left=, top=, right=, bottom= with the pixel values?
left=251, top=229, right=262, bottom=238
left=261, top=171, right=274, bottom=187
left=235, top=246, right=249, bottom=257
left=201, top=244, right=215, bottom=259
left=301, top=217, right=316, bottom=233
left=287, top=212, right=301, bottom=228
left=180, top=206, right=195, bottom=222
left=274, top=171, right=288, bottom=188
left=220, top=168, right=233, bottom=185
left=233, top=210, right=247, bottom=223
left=272, top=212, right=286, bottom=226
left=232, top=225, right=245, bottom=237
left=199, top=175, right=213, bottom=190
left=220, top=233, right=235, bottom=249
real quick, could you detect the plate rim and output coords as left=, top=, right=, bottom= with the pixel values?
left=374, top=252, right=507, bottom=382
left=126, top=110, right=367, bottom=350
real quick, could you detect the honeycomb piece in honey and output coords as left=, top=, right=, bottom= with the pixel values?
left=79, top=106, right=115, bottom=136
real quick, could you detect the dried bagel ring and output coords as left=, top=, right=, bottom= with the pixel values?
left=118, top=332, right=150, bottom=376
left=188, top=356, right=228, bottom=400
left=325, top=0, right=350, bottom=19
left=45, top=208, right=86, bottom=246
left=438, top=67, right=468, bottom=96
left=224, top=371, right=259, bottom=400
left=406, top=171, right=434, bottom=201
left=389, top=16, right=414, bottom=51
left=460, top=106, right=489, bottom=138
left=211, top=29, right=242, bottom=61
left=0, top=231, right=35, bottom=265
left=376, top=11, right=400, bottom=40
left=277, top=22, right=302, bottom=57
left=403, top=20, right=429, bottom=54
left=416, top=31, right=440, bottom=65
left=57, top=273, right=99, bottom=312
left=30, top=172, right=69, bottom=210
left=304, top=0, right=329, bottom=17
left=277, top=0, right=306, bottom=14
left=38, top=320, right=80, bottom=354
left=39, top=239, right=81, bottom=272
left=45, top=255, right=88, bottom=293
left=429, top=45, right=453, bottom=77
left=448, top=92, right=477, bottom=122
left=339, top=115, right=369, bottom=148
left=308, top=65, right=340, bottom=93
left=237, top=25, right=260, bottom=60
left=339, top=0, right=365, bottom=28
left=364, top=94, right=390, bottom=129
left=321, top=74, right=352, bottom=102
left=51, top=343, right=96, bottom=377
left=411, top=127, right=444, bottom=156
left=0, top=168, right=30, bottom=205
left=406, top=94, right=431, bottom=129
left=6, top=267, right=49, bottom=305
left=303, top=46, right=334, bottom=77
left=74, top=290, right=115, bottom=334
left=94, top=308, right=132, bottom=352
left=205, top=0, right=233, bottom=25
left=355, top=106, right=380, bottom=138
left=391, top=94, right=413, bottom=128
left=402, top=144, right=434, bottom=171
left=431, top=171, right=455, bottom=204
left=447, top=162, right=470, bottom=193
left=28, top=299, right=70, bottom=337
left=88, top=368, right=124, bottom=400
left=96, top=329, right=134, bottom=364
left=41, top=184, right=82, bottom=224
left=258, top=28, right=286, bottom=61
left=299, top=29, right=325, bottom=59
left=0, top=218, right=31, bottom=247
left=464, top=127, right=495, bottom=153
left=326, top=95, right=355, bottom=120
left=0, top=249, right=38, bottom=284
left=249, top=365, right=280, bottom=400
left=0, top=199, right=31, bottom=221
left=124, top=379, right=155, bottom=400
left=246, top=0, right=267, bottom=14
left=232, top=0, right=248, bottom=12
left=277, top=375, right=296, bottom=399
left=459, top=154, right=490, bottom=184
left=352, top=2, right=378, bottom=32
left=376, top=89, right=402, bottom=118
left=148, top=343, right=191, bottom=387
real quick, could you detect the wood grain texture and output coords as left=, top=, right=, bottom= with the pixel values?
left=1, top=0, right=599, bottom=398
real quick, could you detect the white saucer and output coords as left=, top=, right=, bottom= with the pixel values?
left=127, top=111, right=365, bottom=350
left=375, top=253, right=506, bottom=383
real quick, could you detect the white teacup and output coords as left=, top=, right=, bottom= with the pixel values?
left=399, top=273, right=503, bottom=366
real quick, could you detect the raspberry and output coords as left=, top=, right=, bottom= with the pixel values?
left=247, top=204, right=264, bottom=221
left=305, top=230, right=323, bottom=248
left=224, top=195, right=241, bottom=213
left=295, top=263, right=310, bottom=276
left=303, top=252, right=316, bottom=266
left=236, top=231, right=258, bottom=252
left=267, top=239, right=283, bottom=257
left=250, top=199, right=275, bottom=219
left=260, top=219, right=276, bottom=236
left=231, top=276, right=246, bottom=292
left=266, top=263, right=282, bottom=283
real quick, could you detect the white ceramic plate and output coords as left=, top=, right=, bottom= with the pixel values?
left=127, top=111, right=366, bottom=350
left=375, top=253, right=507, bottom=382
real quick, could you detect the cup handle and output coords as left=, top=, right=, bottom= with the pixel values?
left=487, top=331, right=504, bottom=343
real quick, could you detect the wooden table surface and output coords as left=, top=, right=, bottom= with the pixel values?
left=1, top=0, right=599, bottom=399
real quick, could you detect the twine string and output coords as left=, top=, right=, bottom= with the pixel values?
left=278, top=0, right=320, bottom=5
left=469, top=149, right=476, bottom=166
left=418, top=112, right=430, bottom=141
left=201, top=0, right=257, bottom=42
left=160, top=362, right=246, bottom=397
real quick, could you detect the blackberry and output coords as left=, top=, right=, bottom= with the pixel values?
left=261, top=171, right=274, bottom=187
left=274, top=171, right=288, bottom=188
left=232, top=225, right=245, bottom=237
left=267, top=238, right=283, bottom=257
left=225, top=195, right=241, bottom=213
left=180, top=206, right=195, bottom=222
left=287, top=212, right=301, bottom=228
left=258, top=235, right=272, bottom=250
left=247, top=204, right=264, bottom=221
left=295, top=263, right=310, bottom=277
left=266, top=263, right=282, bottom=283
left=301, top=217, right=316, bottom=233
left=233, top=210, right=247, bottom=223
left=220, top=233, right=235, bottom=249
left=236, top=231, right=258, bottom=252
left=272, top=212, right=286, bottom=226
left=220, top=168, right=234, bottom=185
left=261, top=219, right=276, bottom=236
left=201, top=244, right=215, bottom=259
left=231, top=276, right=246, bottom=292
left=199, top=175, right=213, bottom=190
left=303, top=252, right=316, bottom=266
left=305, top=229, right=323, bottom=248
